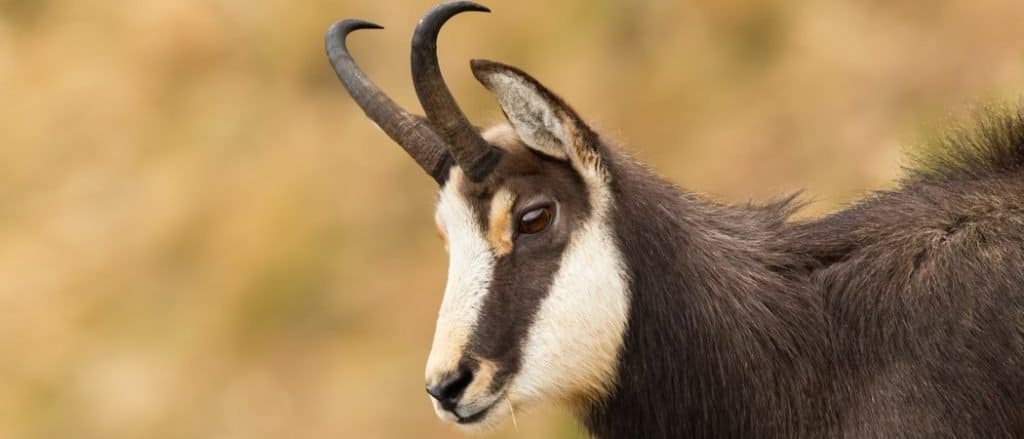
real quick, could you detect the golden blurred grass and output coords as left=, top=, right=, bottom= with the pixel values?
left=1, top=0, right=1023, bottom=438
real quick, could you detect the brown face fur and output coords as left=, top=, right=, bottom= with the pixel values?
left=424, top=60, right=630, bottom=431
left=429, top=125, right=594, bottom=400
left=453, top=125, right=593, bottom=390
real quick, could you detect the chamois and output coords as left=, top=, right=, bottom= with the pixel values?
left=325, top=2, right=1024, bottom=438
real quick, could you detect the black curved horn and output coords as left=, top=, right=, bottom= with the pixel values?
left=411, top=1, right=501, bottom=182
left=326, top=19, right=452, bottom=184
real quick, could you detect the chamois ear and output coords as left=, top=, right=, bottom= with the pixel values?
left=471, top=59, right=606, bottom=179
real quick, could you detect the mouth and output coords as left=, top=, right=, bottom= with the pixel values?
left=453, top=398, right=498, bottom=425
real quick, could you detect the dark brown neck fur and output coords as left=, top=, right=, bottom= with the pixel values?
left=583, top=147, right=833, bottom=438
left=581, top=108, right=1024, bottom=439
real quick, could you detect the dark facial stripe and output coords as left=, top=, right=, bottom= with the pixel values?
left=469, top=244, right=567, bottom=393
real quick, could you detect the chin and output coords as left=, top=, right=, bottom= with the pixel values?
left=432, top=396, right=515, bottom=433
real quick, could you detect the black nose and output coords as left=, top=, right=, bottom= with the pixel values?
left=426, top=367, right=474, bottom=411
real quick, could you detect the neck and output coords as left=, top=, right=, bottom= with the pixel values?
left=582, top=152, right=833, bottom=438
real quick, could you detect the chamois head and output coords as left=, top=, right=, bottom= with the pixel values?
left=327, top=1, right=630, bottom=430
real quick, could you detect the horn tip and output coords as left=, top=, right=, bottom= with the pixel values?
left=326, top=19, right=384, bottom=56
left=433, top=1, right=491, bottom=15
left=413, top=2, right=489, bottom=47
left=327, top=19, right=384, bottom=38
left=466, top=1, right=493, bottom=13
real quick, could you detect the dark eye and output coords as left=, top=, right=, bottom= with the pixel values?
left=517, top=206, right=553, bottom=235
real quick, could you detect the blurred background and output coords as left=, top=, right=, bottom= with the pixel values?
left=2, top=0, right=1023, bottom=437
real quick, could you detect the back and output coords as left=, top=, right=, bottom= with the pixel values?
left=792, top=109, right=1024, bottom=438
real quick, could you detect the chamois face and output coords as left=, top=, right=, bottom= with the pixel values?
left=326, top=4, right=632, bottom=432
left=423, top=64, right=631, bottom=430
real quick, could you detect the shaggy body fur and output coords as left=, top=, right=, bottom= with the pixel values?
left=583, top=110, right=1024, bottom=438
left=325, top=6, right=1024, bottom=436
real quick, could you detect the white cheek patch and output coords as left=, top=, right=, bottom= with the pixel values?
left=510, top=185, right=630, bottom=406
left=425, top=171, right=496, bottom=382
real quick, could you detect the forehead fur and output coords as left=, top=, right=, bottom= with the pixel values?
left=481, top=124, right=521, bottom=149
left=435, top=123, right=589, bottom=255
left=480, top=123, right=551, bottom=181
left=452, top=123, right=586, bottom=199
left=435, top=123, right=593, bottom=257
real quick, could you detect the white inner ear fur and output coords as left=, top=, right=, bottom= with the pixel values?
left=481, top=71, right=570, bottom=160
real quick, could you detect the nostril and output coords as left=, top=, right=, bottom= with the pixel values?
left=426, top=367, right=474, bottom=410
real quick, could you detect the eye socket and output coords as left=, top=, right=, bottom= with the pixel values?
left=517, top=205, right=553, bottom=235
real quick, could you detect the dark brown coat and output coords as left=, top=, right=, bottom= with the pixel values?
left=586, top=109, right=1024, bottom=438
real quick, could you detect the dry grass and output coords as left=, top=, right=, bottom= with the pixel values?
left=2, top=0, right=1023, bottom=437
